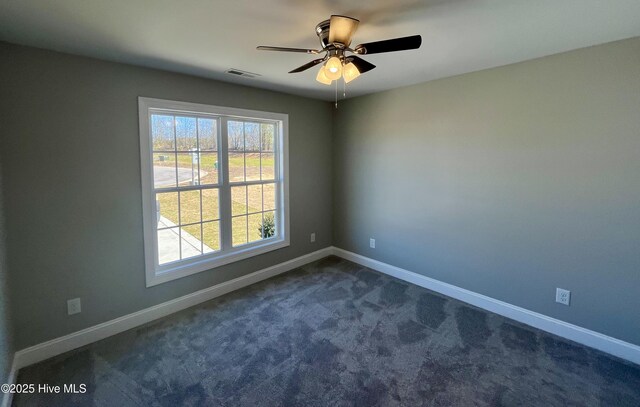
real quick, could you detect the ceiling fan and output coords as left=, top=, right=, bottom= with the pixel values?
left=257, top=15, right=422, bottom=85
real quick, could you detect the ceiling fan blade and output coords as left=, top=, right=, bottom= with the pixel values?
left=347, top=56, right=376, bottom=74
left=288, top=58, right=325, bottom=73
left=355, top=35, right=422, bottom=55
left=328, top=15, right=359, bottom=46
left=257, top=46, right=319, bottom=55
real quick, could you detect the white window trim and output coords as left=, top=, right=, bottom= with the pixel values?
left=139, top=97, right=290, bottom=287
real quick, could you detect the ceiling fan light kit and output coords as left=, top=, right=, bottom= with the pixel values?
left=342, top=62, right=360, bottom=84
left=324, top=56, right=343, bottom=80
left=257, top=14, right=422, bottom=86
left=315, top=66, right=332, bottom=85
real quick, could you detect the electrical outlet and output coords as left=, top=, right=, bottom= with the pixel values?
left=556, top=288, right=570, bottom=306
left=310, top=232, right=316, bottom=243
left=370, top=238, right=376, bottom=249
left=67, top=298, right=82, bottom=315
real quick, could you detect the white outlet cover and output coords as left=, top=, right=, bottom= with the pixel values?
left=67, top=298, right=82, bottom=315
left=310, top=233, right=316, bottom=243
left=556, top=288, right=571, bottom=306
left=370, top=238, right=376, bottom=249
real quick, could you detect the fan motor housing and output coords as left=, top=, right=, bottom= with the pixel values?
left=315, top=20, right=331, bottom=49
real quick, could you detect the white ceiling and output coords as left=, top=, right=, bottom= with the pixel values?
left=1, top=0, right=639, bottom=101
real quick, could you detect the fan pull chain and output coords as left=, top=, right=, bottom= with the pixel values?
left=335, top=80, right=338, bottom=108
left=343, top=78, right=346, bottom=99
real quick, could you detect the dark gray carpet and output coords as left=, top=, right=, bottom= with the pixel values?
left=14, top=256, right=640, bottom=406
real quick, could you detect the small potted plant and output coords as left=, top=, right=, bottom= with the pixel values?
left=258, top=214, right=275, bottom=238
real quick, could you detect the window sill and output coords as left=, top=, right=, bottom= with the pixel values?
left=146, top=237, right=290, bottom=287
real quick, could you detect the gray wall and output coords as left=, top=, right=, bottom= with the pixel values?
left=2, top=37, right=639, bottom=352
left=333, top=37, right=640, bottom=345
left=0, top=42, right=333, bottom=349
left=0, top=161, right=13, bottom=385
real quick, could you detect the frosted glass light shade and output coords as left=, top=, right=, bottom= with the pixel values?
left=324, top=56, right=342, bottom=80
left=316, top=67, right=332, bottom=85
left=343, top=62, right=360, bottom=83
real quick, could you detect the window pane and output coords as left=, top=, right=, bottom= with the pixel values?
left=228, top=120, right=245, bottom=182
left=151, top=114, right=175, bottom=151
left=260, top=211, right=276, bottom=239
left=201, top=188, right=219, bottom=221
left=231, top=186, right=247, bottom=216
left=228, top=120, right=244, bottom=150
left=232, top=216, right=248, bottom=246
left=246, top=153, right=261, bottom=181
left=181, top=224, right=203, bottom=259
left=263, top=183, right=276, bottom=211
left=176, top=116, right=197, bottom=151
left=156, top=192, right=178, bottom=227
left=153, top=153, right=177, bottom=189
left=198, top=152, right=219, bottom=185
left=247, top=184, right=262, bottom=214
left=245, top=122, right=260, bottom=181
left=245, top=122, right=260, bottom=151
left=261, top=123, right=275, bottom=181
left=260, top=123, right=275, bottom=153
left=198, top=118, right=217, bottom=151
left=157, top=227, right=180, bottom=264
left=228, top=152, right=244, bottom=183
left=248, top=213, right=263, bottom=244
left=203, top=221, right=220, bottom=253
left=176, top=152, right=201, bottom=186
left=261, top=152, right=275, bottom=181
left=180, top=190, right=201, bottom=225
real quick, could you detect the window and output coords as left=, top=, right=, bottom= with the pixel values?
left=139, top=98, right=289, bottom=286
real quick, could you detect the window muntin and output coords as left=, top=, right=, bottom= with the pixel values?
left=139, top=98, right=289, bottom=286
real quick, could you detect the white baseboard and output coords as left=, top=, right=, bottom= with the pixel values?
left=1, top=356, right=17, bottom=407
left=11, top=244, right=640, bottom=377
left=331, top=247, right=640, bottom=366
left=13, top=247, right=333, bottom=371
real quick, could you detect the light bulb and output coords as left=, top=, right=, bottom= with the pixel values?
left=342, top=62, right=361, bottom=83
left=324, top=56, right=342, bottom=80
left=316, top=66, right=332, bottom=85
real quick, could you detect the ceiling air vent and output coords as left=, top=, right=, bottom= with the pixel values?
left=225, top=68, right=260, bottom=79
